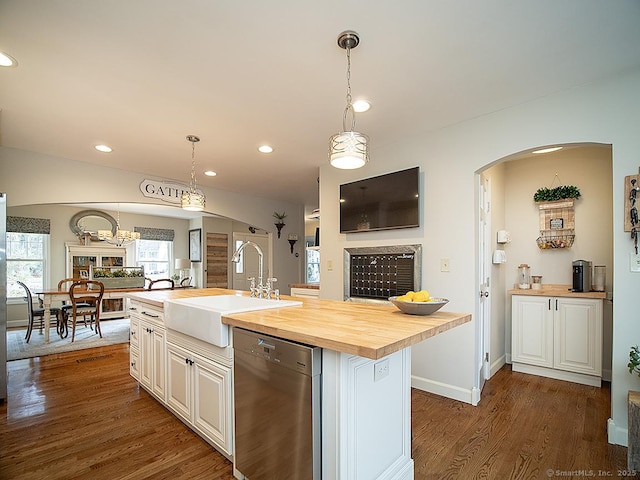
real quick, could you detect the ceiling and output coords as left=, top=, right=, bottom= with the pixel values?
left=2, top=1, right=640, bottom=212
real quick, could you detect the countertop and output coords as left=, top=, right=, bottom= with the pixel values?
left=508, top=284, right=606, bottom=299
left=127, top=288, right=471, bottom=360
left=288, top=283, right=320, bottom=289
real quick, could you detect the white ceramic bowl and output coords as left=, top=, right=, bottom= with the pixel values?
left=388, top=296, right=449, bottom=316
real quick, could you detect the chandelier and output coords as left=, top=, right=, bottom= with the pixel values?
left=97, top=207, right=140, bottom=247
left=181, top=135, right=206, bottom=212
left=328, top=30, right=369, bottom=169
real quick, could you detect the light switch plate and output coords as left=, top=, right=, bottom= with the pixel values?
left=440, top=258, right=450, bottom=272
left=631, top=253, right=640, bottom=272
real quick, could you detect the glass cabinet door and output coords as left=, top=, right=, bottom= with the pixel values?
left=101, top=255, right=124, bottom=267
left=72, top=255, right=97, bottom=279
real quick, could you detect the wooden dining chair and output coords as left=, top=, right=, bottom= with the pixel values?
left=147, top=278, right=175, bottom=290
left=68, top=280, right=105, bottom=342
left=16, top=281, right=63, bottom=342
left=57, top=278, right=91, bottom=338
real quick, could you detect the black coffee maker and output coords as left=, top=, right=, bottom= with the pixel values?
left=572, top=260, right=592, bottom=292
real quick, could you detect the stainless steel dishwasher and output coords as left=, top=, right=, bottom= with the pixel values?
left=233, top=327, right=322, bottom=480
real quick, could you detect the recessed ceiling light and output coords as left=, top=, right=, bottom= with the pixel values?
left=95, top=144, right=113, bottom=153
left=352, top=100, right=371, bottom=113
left=204, top=170, right=217, bottom=176
left=532, top=146, right=563, bottom=154
left=258, top=145, right=273, bottom=154
left=0, top=51, right=18, bottom=68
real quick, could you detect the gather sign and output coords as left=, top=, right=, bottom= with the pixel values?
left=139, top=179, right=205, bottom=205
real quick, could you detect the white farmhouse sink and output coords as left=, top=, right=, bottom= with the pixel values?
left=163, top=295, right=302, bottom=347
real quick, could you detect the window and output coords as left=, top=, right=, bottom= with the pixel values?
left=136, top=239, right=172, bottom=280
left=306, top=248, right=320, bottom=284
left=6, top=232, right=49, bottom=298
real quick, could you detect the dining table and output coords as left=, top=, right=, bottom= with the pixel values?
left=37, top=285, right=188, bottom=343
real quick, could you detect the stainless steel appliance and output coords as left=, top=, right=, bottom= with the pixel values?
left=572, top=259, right=592, bottom=292
left=1, top=193, right=7, bottom=402
left=233, top=327, right=321, bottom=480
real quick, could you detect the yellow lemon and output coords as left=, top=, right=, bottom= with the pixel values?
left=413, top=292, right=429, bottom=302
left=396, top=295, right=410, bottom=301
left=404, top=291, right=415, bottom=301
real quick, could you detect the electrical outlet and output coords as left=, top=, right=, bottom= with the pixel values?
left=374, top=358, right=390, bottom=382
left=440, top=258, right=450, bottom=272
left=631, top=253, right=640, bottom=273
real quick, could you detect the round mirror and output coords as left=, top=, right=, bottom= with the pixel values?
left=69, top=210, right=117, bottom=240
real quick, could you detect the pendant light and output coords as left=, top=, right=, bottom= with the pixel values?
left=328, top=30, right=369, bottom=169
left=98, top=205, right=140, bottom=246
left=181, top=135, right=206, bottom=212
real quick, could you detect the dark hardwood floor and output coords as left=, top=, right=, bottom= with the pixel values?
left=0, top=344, right=630, bottom=479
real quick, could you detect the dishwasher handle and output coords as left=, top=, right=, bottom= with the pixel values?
left=258, top=338, right=276, bottom=350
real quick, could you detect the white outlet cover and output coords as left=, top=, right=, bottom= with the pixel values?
left=631, top=253, right=640, bottom=272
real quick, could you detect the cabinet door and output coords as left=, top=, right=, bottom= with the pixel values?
left=130, top=347, right=140, bottom=381
left=193, top=355, right=232, bottom=455
left=70, top=254, right=97, bottom=279
left=554, top=298, right=602, bottom=376
left=151, top=327, right=166, bottom=400
left=512, top=296, right=553, bottom=367
left=129, top=315, right=140, bottom=350
left=166, top=343, right=192, bottom=422
left=100, top=255, right=124, bottom=267
left=139, top=321, right=154, bottom=389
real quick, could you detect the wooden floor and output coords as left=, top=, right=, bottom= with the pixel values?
left=0, top=344, right=629, bottom=480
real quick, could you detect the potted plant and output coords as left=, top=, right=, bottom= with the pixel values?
left=273, top=211, right=287, bottom=238
left=629, top=345, right=640, bottom=377
left=533, top=185, right=581, bottom=202
left=90, top=266, right=145, bottom=289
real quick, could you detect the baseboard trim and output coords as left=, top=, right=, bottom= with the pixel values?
left=8, top=319, right=28, bottom=329
left=490, top=355, right=506, bottom=378
left=512, top=362, right=601, bottom=387
left=411, top=375, right=474, bottom=405
left=608, top=417, right=628, bottom=447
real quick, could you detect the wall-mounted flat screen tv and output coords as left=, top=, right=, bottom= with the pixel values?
left=340, top=167, right=420, bottom=233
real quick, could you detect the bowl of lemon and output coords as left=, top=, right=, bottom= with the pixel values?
left=388, top=290, right=448, bottom=316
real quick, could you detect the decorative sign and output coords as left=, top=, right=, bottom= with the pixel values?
left=550, top=218, right=564, bottom=230
left=139, top=179, right=205, bottom=205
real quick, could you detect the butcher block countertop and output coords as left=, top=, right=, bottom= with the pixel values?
left=508, top=284, right=606, bottom=299
left=127, top=288, right=471, bottom=360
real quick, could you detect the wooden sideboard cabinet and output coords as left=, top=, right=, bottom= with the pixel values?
left=511, top=294, right=603, bottom=387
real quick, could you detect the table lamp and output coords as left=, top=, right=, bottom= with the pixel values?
left=175, top=258, right=191, bottom=284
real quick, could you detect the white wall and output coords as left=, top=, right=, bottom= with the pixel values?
left=0, top=147, right=306, bottom=294
left=319, top=68, right=640, bottom=443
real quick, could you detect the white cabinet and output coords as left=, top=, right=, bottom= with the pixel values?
left=130, top=301, right=166, bottom=401
left=511, top=295, right=602, bottom=386
left=129, top=313, right=140, bottom=380
left=166, top=341, right=233, bottom=457
left=65, top=243, right=128, bottom=319
left=128, top=298, right=233, bottom=459
left=512, top=296, right=554, bottom=368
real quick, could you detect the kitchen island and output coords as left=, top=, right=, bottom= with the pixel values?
left=127, top=288, right=471, bottom=480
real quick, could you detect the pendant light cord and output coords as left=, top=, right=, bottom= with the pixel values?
left=342, top=46, right=357, bottom=132
left=190, top=140, right=197, bottom=193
